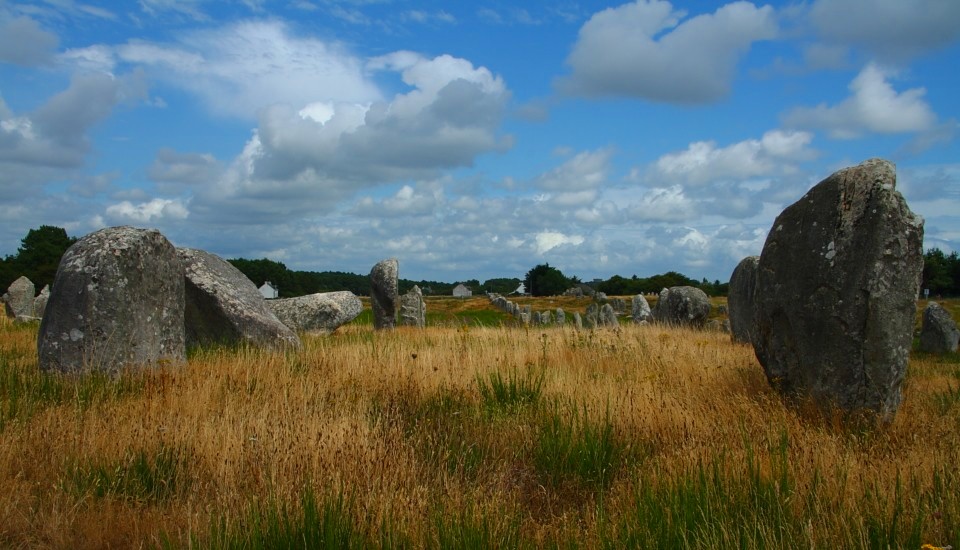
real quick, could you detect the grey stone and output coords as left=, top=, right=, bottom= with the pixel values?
left=370, top=258, right=399, bottom=330
left=753, top=159, right=924, bottom=422
left=542, top=310, right=553, bottom=325
left=599, top=303, right=619, bottom=327
left=653, top=286, right=711, bottom=327
left=585, top=303, right=599, bottom=329
left=178, top=248, right=300, bottom=350
left=595, top=292, right=608, bottom=302
left=728, top=256, right=760, bottom=344
left=555, top=308, right=565, bottom=326
left=34, top=285, right=50, bottom=320
left=37, top=226, right=186, bottom=373
left=400, top=285, right=426, bottom=328
left=532, top=311, right=543, bottom=325
left=631, top=294, right=652, bottom=323
left=268, top=291, right=362, bottom=334
left=4, top=276, right=35, bottom=320
left=610, top=298, right=626, bottom=313
left=573, top=312, right=583, bottom=330
left=919, top=302, right=959, bottom=354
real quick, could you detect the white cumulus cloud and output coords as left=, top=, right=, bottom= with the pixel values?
left=105, top=198, right=190, bottom=223
left=559, top=0, right=777, bottom=103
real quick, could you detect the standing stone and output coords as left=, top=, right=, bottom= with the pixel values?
left=542, top=310, right=553, bottom=325
left=610, top=298, right=626, bottom=314
left=585, top=303, right=599, bottom=328
left=178, top=248, right=300, bottom=350
left=653, top=286, right=711, bottom=327
left=599, top=303, right=619, bottom=327
left=400, top=285, right=426, bottom=328
left=728, top=256, right=760, bottom=344
left=532, top=311, right=543, bottom=326
left=268, top=291, right=363, bottom=334
left=33, top=285, right=50, bottom=320
left=370, top=259, right=399, bottom=330
left=573, top=312, right=583, bottom=330
left=631, top=294, right=652, bottom=323
left=919, top=302, right=959, bottom=354
left=4, top=276, right=35, bottom=320
left=38, top=227, right=185, bottom=373
left=753, top=159, right=924, bottom=422
left=555, top=308, right=566, bottom=327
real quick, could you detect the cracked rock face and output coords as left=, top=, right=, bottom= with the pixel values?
left=753, top=159, right=924, bottom=422
left=653, top=286, right=711, bottom=327
left=267, top=291, right=362, bottom=334
left=178, top=248, right=301, bottom=351
left=37, top=226, right=186, bottom=373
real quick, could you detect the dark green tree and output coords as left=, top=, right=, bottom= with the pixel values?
left=2, top=225, right=77, bottom=290
left=922, top=248, right=953, bottom=296
left=481, top=278, right=522, bottom=294
left=524, top=263, right=571, bottom=297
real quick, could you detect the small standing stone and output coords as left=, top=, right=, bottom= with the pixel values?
left=3, top=276, right=35, bottom=320
left=728, top=256, right=760, bottom=344
left=631, top=294, right=652, bottom=323
left=919, top=302, right=959, bottom=354
left=33, top=285, right=50, bottom=320
left=599, top=303, right=619, bottom=327
left=400, top=285, right=426, bottom=328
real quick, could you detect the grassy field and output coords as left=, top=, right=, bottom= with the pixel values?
left=1, top=297, right=958, bottom=548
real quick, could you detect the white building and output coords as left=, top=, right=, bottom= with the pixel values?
left=452, top=283, right=472, bottom=298
left=259, top=281, right=279, bottom=299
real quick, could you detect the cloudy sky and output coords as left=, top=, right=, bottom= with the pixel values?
left=1, top=0, right=958, bottom=283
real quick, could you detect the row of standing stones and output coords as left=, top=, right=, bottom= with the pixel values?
left=727, top=158, right=958, bottom=422
left=18, top=227, right=375, bottom=374
left=5, top=158, right=956, bottom=422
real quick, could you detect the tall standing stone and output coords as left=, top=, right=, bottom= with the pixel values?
left=555, top=308, right=566, bottom=326
left=400, top=285, right=426, bottom=328
left=38, top=227, right=186, bottom=373
left=728, top=256, right=760, bottom=344
left=753, top=159, right=924, bottom=422
left=178, top=248, right=300, bottom=350
left=370, top=258, right=399, bottom=330
left=919, top=302, right=959, bottom=354
left=3, top=276, right=35, bottom=320
left=599, top=303, right=619, bottom=327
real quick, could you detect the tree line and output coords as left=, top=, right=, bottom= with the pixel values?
left=3, top=226, right=957, bottom=298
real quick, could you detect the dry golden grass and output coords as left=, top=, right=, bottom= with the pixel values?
left=0, top=300, right=958, bottom=549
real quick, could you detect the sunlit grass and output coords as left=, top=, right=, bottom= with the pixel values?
left=0, top=300, right=958, bottom=549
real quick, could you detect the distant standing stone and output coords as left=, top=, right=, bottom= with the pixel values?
left=753, top=159, right=924, bottom=422
left=599, top=303, right=619, bottom=327
left=573, top=312, right=583, bottom=330
left=555, top=308, right=565, bottom=326
left=38, top=226, right=185, bottom=373
left=268, top=291, right=362, bottom=334
left=919, top=302, right=959, bottom=354
left=631, top=294, right=652, bottom=323
left=728, top=256, right=760, bottom=344
left=370, top=259, right=399, bottom=330
left=400, top=285, right=426, bottom=328
left=178, top=248, right=300, bottom=350
left=34, top=285, right=50, bottom=320
left=653, top=286, right=711, bottom=328
left=3, top=276, right=35, bottom=320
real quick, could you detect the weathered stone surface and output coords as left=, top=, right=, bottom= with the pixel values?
left=178, top=248, right=300, bottom=350
left=728, top=256, right=760, bottom=344
left=34, top=285, right=50, bottom=320
left=38, top=226, right=185, bottom=373
left=610, top=298, right=626, bottom=314
left=599, top=303, right=619, bottom=327
left=585, top=303, right=599, bottom=328
left=573, top=312, right=583, bottom=330
left=267, top=291, right=362, bottom=334
left=631, top=294, right=652, bottom=323
left=370, top=259, right=398, bottom=330
left=653, top=286, right=711, bottom=327
left=555, top=308, right=565, bottom=326
left=400, top=285, right=426, bottom=328
left=919, top=302, right=959, bottom=354
left=542, top=310, right=553, bottom=325
left=753, top=159, right=924, bottom=422
left=4, top=276, right=35, bottom=319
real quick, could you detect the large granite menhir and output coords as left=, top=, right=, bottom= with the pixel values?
left=753, top=159, right=924, bottom=422
left=38, top=226, right=186, bottom=373
left=179, top=248, right=300, bottom=350
left=653, top=286, right=711, bottom=328
left=370, top=258, right=398, bottom=330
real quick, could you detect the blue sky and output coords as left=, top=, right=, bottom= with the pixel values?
left=1, top=0, right=958, bottom=283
